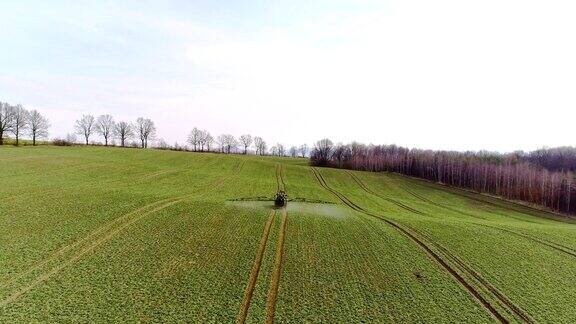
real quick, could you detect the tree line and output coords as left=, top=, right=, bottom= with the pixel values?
left=0, top=103, right=309, bottom=157
left=310, top=139, right=576, bottom=216
left=72, top=114, right=157, bottom=148
left=65, top=113, right=309, bottom=157
left=6, top=100, right=573, bottom=215
left=183, top=127, right=309, bottom=157
left=0, top=102, right=50, bottom=146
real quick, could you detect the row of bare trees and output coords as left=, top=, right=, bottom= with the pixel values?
left=310, top=140, right=576, bottom=215
left=186, top=127, right=309, bottom=157
left=524, top=147, right=576, bottom=172
left=0, top=102, right=50, bottom=146
left=74, top=115, right=156, bottom=148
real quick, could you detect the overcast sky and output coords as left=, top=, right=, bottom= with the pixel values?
left=0, top=0, right=574, bottom=152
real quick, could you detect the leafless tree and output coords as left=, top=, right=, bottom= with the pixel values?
left=135, top=117, right=156, bottom=148
left=254, top=136, right=267, bottom=155
left=216, top=134, right=226, bottom=153
left=66, top=133, right=77, bottom=144
left=11, top=104, right=28, bottom=146
left=270, top=145, right=278, bottom=156
left=75, top=115, right=95, bottom=145
left=114, top=121, right=133, bottom=147
left=310, top=139, right=333, bottom=166
left=311, top=140, right=576, bottom=216
left=239, top=134, right=253, bottom=154
left=289, top=146, right=298, bottom=158
left=156, top=138, right=169, bottom=149
left=96, top=114, right=115, bottom=146
left=203, top=131, right=214, bottom=152
left=188, top=127, right=202, bottom=151
left=27, top=110, right=49, bottom=146
left=276, top=143, right=286, bottom=157
left=0, top=102, right=15, bottom=145
left=299, top=144, right=309, bottom=158
left=219, top=134, right=237, bottom=154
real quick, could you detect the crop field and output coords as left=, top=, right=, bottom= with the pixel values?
left=1, top=145, right=576, bottom=322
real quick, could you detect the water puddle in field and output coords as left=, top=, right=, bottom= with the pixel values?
left=226, top=200, right=350, bottom=219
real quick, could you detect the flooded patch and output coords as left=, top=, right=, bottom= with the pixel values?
left=226, top=200, right=350, bottom=219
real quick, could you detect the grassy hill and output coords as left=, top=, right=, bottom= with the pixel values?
left=1, top=145, right=576, bottom=322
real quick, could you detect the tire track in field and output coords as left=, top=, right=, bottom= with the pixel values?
left=333, top=169, right=536, bottom=324
left=398, top=185, right=535, bottom=223
left=477, top=223, right=576, bottom=258
left=0, top=197, right=181, bottom=288
left=409, top=178, right=567, bottom=223
left=0, top=161, right=246, bottom=306
left=265, top=208, right=287, bottom=324
left=310, top=167, right=521, bottom=323
left=237, top=210, right=276, bottom=324
left=0, top=198, right=183, bottom=307
left=275, top=164, right=286, bottom=192
left=346, top=171, right=425, bottom=215
left=401, top=185, right=576, bottom=258
left=3, top=154, right=218, bottom=202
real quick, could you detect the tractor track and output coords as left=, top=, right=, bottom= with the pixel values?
left=340, top=170, right=534, bottom=323
left=0, top=161, right=246, bottom=306
left=477, top=223, right=576, bottom=258
left=237, top=162, right=287, bottom=323
left=275, top=164, right=286, bottom=192
left=266, top=208, right=287, bottom=324
left=0, top=198, right=183, bottom=307
left=0, top=197, right=181, bottom=288
left=310, top=167, right=536, bottom=323
left=402, top=185, right=576, bottom=258
left=237, top=210, right=276, bottom=324
left=2, top=156, right=220, bottom=202
left=346, top=171, right=425, bottom=215
left=411, top=178, right=567, bottom=222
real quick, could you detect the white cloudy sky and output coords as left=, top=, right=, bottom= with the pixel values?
left=0, top=0, right=575, bottom=152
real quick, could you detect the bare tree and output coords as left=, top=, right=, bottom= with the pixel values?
left=310, top=140, right=576, bottom=216
left=188, top=127, right=202, bottom=151
left=75, top=115, right=95, bottom=145
left=135, top=117, right=156, bottom=148
left=114, top=121, right=133, bottom=147
left=221, top=134, right=237, bottom=154
left=96, top=114, right=115, bottom=146
left=254, top=136, right=267, bottom=155
left=11, top=105, right=28, bottom=146
left=66, top=133, right=77, bottom=144
left=289, top=146, right=298, bottom=158
left=277, top=143, right=286, bottom=157
left=270, top=145, right=278, bottom=156
left=197, top=130, right=212, bottom=152
left=299, top=144, right=309, bottom=158
left=217, top=134, right=226, bottom=153
left=27, top=110, right=49, bottom=146
left=156, top=138, right=169, bottom=149
left=0, top=102, right=15, bottom=145
left=204, top=132, right=214, bottom=152
left=239, top=134, right=253, bottom=154
left=310, top=139, right=334, bottom=166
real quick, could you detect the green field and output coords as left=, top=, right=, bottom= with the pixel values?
left=1, top=146, right=576, bottom=323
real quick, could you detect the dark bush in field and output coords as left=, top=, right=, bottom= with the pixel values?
left=52, top=138, right=73, bottom=146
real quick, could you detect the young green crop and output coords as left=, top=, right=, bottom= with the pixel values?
left=1, top=145, right=575, bottom=322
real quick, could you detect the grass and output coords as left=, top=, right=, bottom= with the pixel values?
left=1, top=145, right=575, bottom=322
